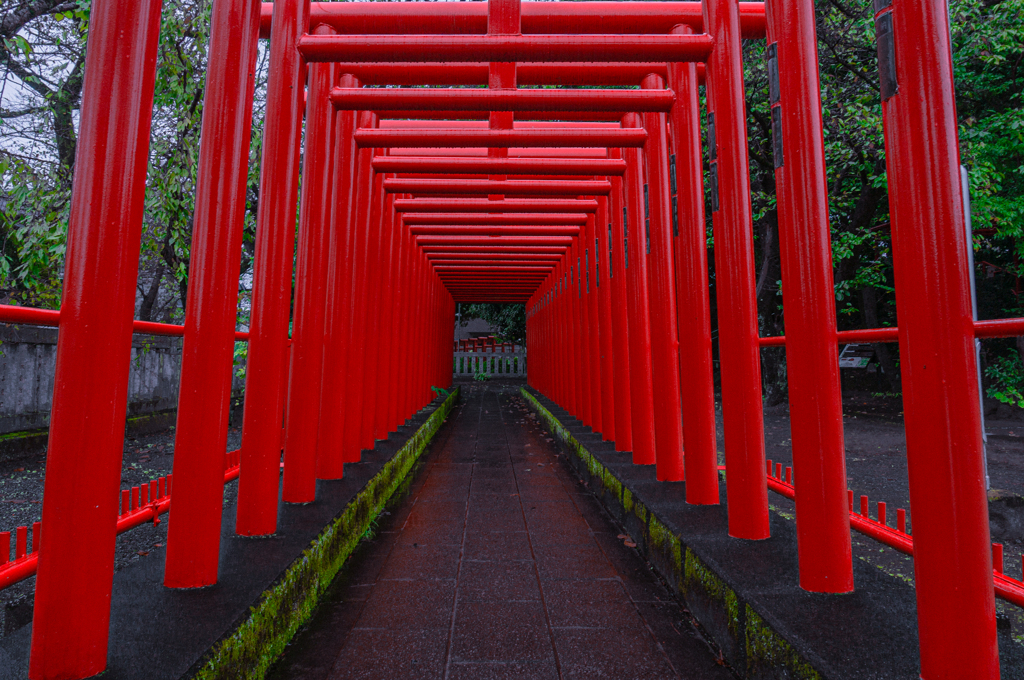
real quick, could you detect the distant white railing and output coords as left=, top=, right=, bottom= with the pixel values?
left=453, top=350, right=527, bottom=377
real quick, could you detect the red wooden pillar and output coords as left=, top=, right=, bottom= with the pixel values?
left=560, top=250, right=572, bottom=411
left=576, top=240, right=591, bottom=425
left=704, top=0, right=770, bottom=540
left=392, top=196, right=407, bottom=427
left=165, top=0, right=262, bottom=588
left=391, top=213, right=412, bottom=430
left=282, top=38, right=337, bottom=503
left=642, top=74, right=686, bottom=482
left=340, top=111, right=376, bottom=463
left=571, top=242, right=585, bottom=419
left=553, top=262, right=565, bottom=405
left=373, top=189, right=398, bottom=439
left=29, top=0, right=163, bottom=675
left=879, top=0, right=998, bottom=674
left=585, top=213, right=603, bottom=434
left=360, top=132, right=386, bottom=449
left=609, top=151, right=634, bottom=452
left=315, top=84, right=360, bottom=480
left=622, top=114, right=657, bottom=466
left=236, top=0, right=310, bottom=537
left=668, top=26, right=719, bottom=504
left=596, top=196, right=616, bottom=442
left=764, top=0, right=852, bottom=591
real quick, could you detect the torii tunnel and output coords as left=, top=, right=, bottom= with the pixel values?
left=0, top=0, right=1022, bottom=677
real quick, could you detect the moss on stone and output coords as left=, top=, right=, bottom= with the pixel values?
left=190, top=388, right=460, bottom=680
left=648, top=517, right=683, bottom=584
left=601, top=468, right=622, bottom=502
left=649, top=515, right=669, bottom=552
left=744, top=605, right=822, bottom=680
left=632, top=500, right=649, bottom=526
left=685, top=548, right=742, bottom=641
left=0, top=429, right=46, bottom=442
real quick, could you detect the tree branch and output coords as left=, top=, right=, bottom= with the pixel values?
left=0, top=0, right=76, bottom=39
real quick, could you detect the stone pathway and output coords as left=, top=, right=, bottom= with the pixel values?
left=269, top=382, right=734, bottom=680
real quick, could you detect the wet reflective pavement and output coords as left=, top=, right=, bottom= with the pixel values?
left=269, top=382, right=734, bottom=680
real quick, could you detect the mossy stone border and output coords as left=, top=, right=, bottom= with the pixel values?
left=190, top=387, right=460, bottom=680
left=519, top=387, right=822, bottom=680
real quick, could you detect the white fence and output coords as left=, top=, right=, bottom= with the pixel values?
left=453, top=350, right=527, bottom=377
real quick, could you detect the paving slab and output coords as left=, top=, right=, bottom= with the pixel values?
left=268, top=383, right=734, bottom=680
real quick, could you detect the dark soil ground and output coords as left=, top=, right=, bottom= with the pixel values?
left=747, top=389, right=1024, bottom=646
left=0, top=426, right=242, bottom=636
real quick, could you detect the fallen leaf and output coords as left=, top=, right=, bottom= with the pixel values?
left=624, top=541, right=637, bottom=548
left=14, top=468, right=23, bottom=472
left=617, top=534, right=629, bottom=540
left=137, top=551, right=149, bottom=556
left=153, top=543, right=163, bottom=548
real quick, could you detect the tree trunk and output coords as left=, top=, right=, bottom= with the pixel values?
left=861, top=285, right=901, bottom=393
left=137, top=265, right=164, bottom=321
left=756, top=211, right=788, bottom=406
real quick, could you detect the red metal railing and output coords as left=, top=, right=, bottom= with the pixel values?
left=763, top=464, right=1024, bottom=609
left=0, top=450, right=245, bottom=590
left=759, top=319, right=1024, bottom=347
left=0, top=304, right=250, bottom=341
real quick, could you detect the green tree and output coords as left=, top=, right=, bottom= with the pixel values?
left=461, top=303, right=526, bottom=345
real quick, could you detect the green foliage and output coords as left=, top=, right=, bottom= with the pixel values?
left=460, top=303, right=526, bottom=344
left=2, top=0, right=266, bottom=324
left=473, top=372, right=489, bottom=382
left=986, top=351, right=1024, bottom=407
left=733, top=0, right=1023, bottom=399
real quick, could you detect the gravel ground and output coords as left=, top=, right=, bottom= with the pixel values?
left=0, top=425, right=242, bottom=636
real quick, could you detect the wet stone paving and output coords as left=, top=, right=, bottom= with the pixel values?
left=269, top=382, right=735, bottom=680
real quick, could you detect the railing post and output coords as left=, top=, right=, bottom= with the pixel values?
left=282, top=33, right=337, bottom=503
left=668, top=25, right=719, bottom=504
left=878, top=0, right=999, bottom=674
left=165, top=0, right=262, bottom=588
left=703, top=0, right=770, bottom=539
left=642, top=74, right=685, bottom=481
left=29, top=0, right=163, bottom=675
left=622, top=114, right=657, bottom=466
left=764, top=0, right=852, bottom=591
left=236, top=0, right=311, bottom=536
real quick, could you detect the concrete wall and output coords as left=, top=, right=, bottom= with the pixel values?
left=0, top=323, right=244, bottom=455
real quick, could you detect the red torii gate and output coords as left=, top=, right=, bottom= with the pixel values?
left=0, top=0, right=1012, bottom=678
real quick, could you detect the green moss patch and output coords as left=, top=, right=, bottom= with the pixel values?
left=745, top=605, right=823, bottom=680
left=191, top=388, right=459, bottom=680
